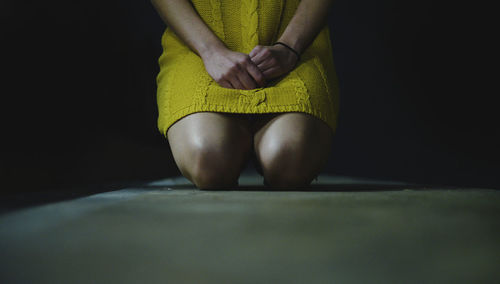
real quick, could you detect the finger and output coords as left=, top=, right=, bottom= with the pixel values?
left=245, top=62, right=267, bottom=87
left=228, top=80, right=236, bottom=89
left=250, top=48, right=271, bottom=66
left=249, top=45, right=263, bottom=58
left=257, top=57, right=278, bottom=71
left=237, top=67, right=258, bottom=90
left=218, top=79, right=233, bottom=89
left=262, top=66, right=282, bottom=79
left=229, top=74, right=245, bottom=90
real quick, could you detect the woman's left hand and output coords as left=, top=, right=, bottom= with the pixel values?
left=248, top=44, right=299, bottom=82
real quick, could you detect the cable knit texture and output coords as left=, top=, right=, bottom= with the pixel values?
left=156, top=0, right=340, bottom=137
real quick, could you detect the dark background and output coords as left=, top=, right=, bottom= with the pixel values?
left=1, top=0, right=498, bottom=194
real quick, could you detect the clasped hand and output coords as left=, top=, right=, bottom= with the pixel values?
left=202, top=44, right=298, bottom=90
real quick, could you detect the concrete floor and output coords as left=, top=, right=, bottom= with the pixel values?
left=1, top=172, right=499, bottom=283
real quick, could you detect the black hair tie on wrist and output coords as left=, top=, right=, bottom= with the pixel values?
left=273, top=41, right=300, bottom=62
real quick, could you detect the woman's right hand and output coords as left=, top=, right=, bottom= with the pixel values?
left=201, top=47, right=267, bottom=90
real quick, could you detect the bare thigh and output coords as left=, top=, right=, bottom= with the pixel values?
left=252, top=112, right=334, bottom=186
left=166, top=112, right=254, bottom=188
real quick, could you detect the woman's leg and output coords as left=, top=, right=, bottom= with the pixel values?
left=167, top=112, right=254, bottom=189
left=253, top=112, right=334, bottom=188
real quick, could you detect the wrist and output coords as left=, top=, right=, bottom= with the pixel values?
left=276, top=35, right=303, bottom=55
left=273, top=41, right=301, bottom=63
left=198, top=41, right=227, bottom=59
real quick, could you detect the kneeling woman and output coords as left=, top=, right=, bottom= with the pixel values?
left=151, top=0, right=340, bottom=189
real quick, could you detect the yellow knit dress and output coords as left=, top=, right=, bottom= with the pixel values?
left=156, top=0, right=340, bottom=137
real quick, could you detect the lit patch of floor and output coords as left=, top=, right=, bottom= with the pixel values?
left=1, top=173, right=499, bottom=283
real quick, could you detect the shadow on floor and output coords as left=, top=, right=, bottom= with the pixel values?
left=0, top=175, right=491, bottom=215
left=144, top=182, right=460, bottom=192
left=0, top=180, right=153, bottom=215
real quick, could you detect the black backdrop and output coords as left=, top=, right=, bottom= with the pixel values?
left=1, top=0, right=498, bottom=193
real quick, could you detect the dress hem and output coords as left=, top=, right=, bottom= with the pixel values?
left=158, top=102, right=337, bottom=139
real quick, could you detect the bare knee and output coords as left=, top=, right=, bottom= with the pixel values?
left=259, top=143, right=318, bottom=188
left=253, top=113, right=333, bottom=188
left=185, top=145, right=245, bottom=189
left=166, top=112, right=254, bottom=189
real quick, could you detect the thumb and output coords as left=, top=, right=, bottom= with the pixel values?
left=249, top=45, right=262, bottom=58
